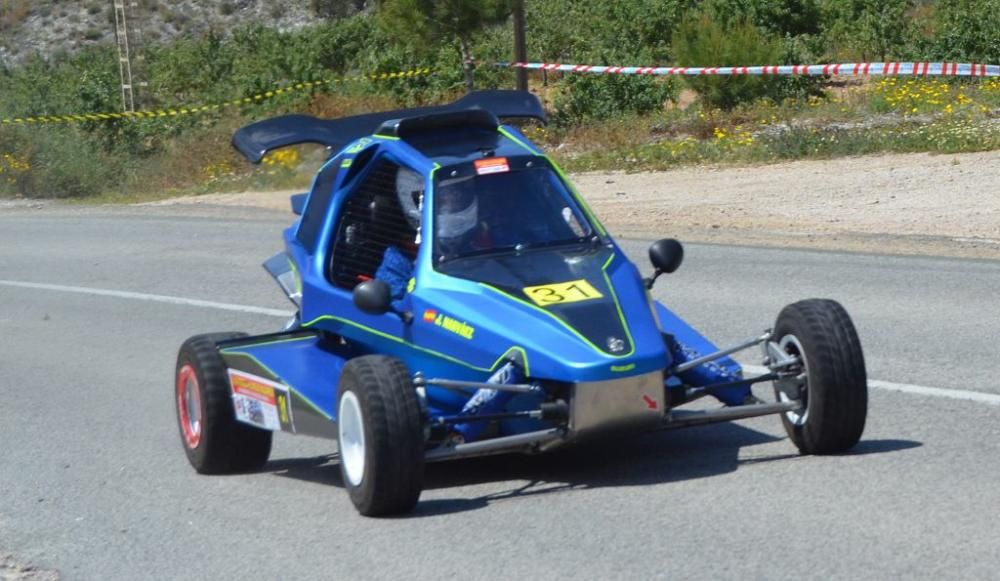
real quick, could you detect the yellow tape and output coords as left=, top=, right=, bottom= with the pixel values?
left=0, top=67, right=433, bottom=126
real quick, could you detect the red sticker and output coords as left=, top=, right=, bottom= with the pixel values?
left=422, top=309, right=438, bottom=323
left=230, top=373, right=277, bottom=405
left=474, top=157, right=510, bottom=175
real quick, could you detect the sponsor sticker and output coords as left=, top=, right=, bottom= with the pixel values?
left=610, top=363, right=636, bottom=373
left=474, top=157, right=510, bottom=175
left=228, top=370, right=288, bottom=431
left=344, top=137, right=373, bottom=154
left=421, top=308, right=475, bottom=339
left=522, top=279, right=604, bottom=306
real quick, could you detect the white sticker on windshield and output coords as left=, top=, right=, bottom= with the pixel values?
left=474, top=157, right=510, bottom=175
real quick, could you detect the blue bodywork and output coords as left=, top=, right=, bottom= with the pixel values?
left=218, top=94, right=750, bottom=443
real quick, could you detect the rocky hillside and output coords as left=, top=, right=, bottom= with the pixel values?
left=0, top=0, right=367, bottom=66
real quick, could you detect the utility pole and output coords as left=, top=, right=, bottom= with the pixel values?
left=512, top=0, right=527, bottom=91
left=111, top=0, right=147, bottom=112
left=112, top=0, right=135, bottom=112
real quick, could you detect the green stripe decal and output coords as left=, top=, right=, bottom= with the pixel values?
left=497, top=127, right=607, bottom=237
left=301, top=315, right=529, bottom=375
left=480, top=252, right=634, bottom=358
left=498, top=127, right=539, bottom=154
left=546, top=155, right=608, bottom=237
left=220, top=335, right=314, bottom=351
left=600, top=252, right=636, bottom=355
left=220, top=350, right=332, bottom=420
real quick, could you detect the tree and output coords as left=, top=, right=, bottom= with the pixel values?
left=706, top=0, right=822, bottom=37
left=930, top=0, right=1000, bottom=62
left=310, top=0, right=368, bottom=19
left=820, top=0, right=915, bottom=61
left=377, top=0, right=510, bottom=91
left=672, top=9, right=786, bottom=109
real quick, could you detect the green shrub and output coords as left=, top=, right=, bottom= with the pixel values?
left=672, top=10, right=786, bottom=110
left=818, top=0, right=917, bottom=61
left=929, top=0, right=1000, bottom=62
left=1, top=2, right=997, bottom=199
left=529, top=1, right=683, bottom=124
left=553, top=74, right=677, bottom=126
left=0, top=127, right=123, bottom=198
left=708, top=0, right=823, bottom=37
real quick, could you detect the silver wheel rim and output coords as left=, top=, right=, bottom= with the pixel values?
left=777, top=334, right=810, bottom=426
left=185, top=376, right=201, bottom=435
left=338, top=391, right=366, bottom=487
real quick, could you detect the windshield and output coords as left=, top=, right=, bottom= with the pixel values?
left=432, top=159, right=595, bottom=264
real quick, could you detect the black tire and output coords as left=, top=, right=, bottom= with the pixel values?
left=337, top=355, right=424, bottom=516
left=772, top=299, right=867, bottom=455
left=175, top=332, right=272, bottom=474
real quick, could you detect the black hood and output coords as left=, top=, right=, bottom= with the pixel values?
left=436, top=245, right=632, bottom=356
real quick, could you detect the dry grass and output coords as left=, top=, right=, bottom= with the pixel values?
left=309, top=93, right=404, bottom=119
left=0, top=0, right=31, bottom=30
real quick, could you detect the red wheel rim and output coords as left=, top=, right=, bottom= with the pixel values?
left=176, top=364, right=202, bottom=449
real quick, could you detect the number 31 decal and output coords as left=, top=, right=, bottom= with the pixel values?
left=523, top=279, right=604, bottom=306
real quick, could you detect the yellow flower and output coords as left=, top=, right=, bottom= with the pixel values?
left=265, top=148, right=300, bottom=169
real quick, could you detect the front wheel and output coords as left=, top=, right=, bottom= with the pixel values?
left=337, top=355, right=425, bottom=516
left=772, top=299, right=867, bottom=454
left=176, top=333, right=272, bottom=473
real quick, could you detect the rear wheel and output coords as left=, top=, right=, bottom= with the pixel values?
left=176, top=333, right=272, bottom=473
left=772, top=299, right=867, bottom=454
left=337, top=355, right=424, bottom=516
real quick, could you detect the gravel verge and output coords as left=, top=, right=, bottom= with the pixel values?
left=133, top=150, right=999, bottom=260
left=0, top=554, right=58, bottom=581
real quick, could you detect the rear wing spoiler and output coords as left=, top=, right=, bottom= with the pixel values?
left=232, top=90, right=546, bottom=164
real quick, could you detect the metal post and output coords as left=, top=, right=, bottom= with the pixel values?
left=127, top=0, right=148, bottom=107
left=111, top=0, right=135, bottom=113
left=512, top=0, right=528, bottom=91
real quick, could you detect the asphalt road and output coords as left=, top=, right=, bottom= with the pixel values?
left=2, top=205, right=999, bottom=580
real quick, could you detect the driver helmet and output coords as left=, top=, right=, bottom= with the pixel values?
left=395, top=167, right=424, bottom=230
left=435, top=177, right=478, bottom=243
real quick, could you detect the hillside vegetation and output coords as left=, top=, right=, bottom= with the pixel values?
left=0, top=0, right=997, bottom=199
left=0, top=0, right=366, bottom=65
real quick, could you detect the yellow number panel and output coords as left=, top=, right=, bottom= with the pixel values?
left=523, top=279, right=604, bottom=307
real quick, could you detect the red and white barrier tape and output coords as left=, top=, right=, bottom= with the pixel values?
left=504, top=61, right=999, bottom=77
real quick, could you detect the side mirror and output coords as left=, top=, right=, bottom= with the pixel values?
left=645, top=238, right=684, bottom=289
left=352, top=280, right=413, bottom=323
left=353, top=280, right=392, bottom=315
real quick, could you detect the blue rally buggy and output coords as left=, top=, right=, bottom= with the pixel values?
left=174, top=91, right=868, bottom=516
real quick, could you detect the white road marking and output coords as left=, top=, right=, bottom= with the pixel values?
left=3, top=279, right=998, bottom=406
left=743, top=364, right=1000, bottom=406
left=0, top=280, right=293, bottom=318
left=952, top=237, right=1000, bottom=245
